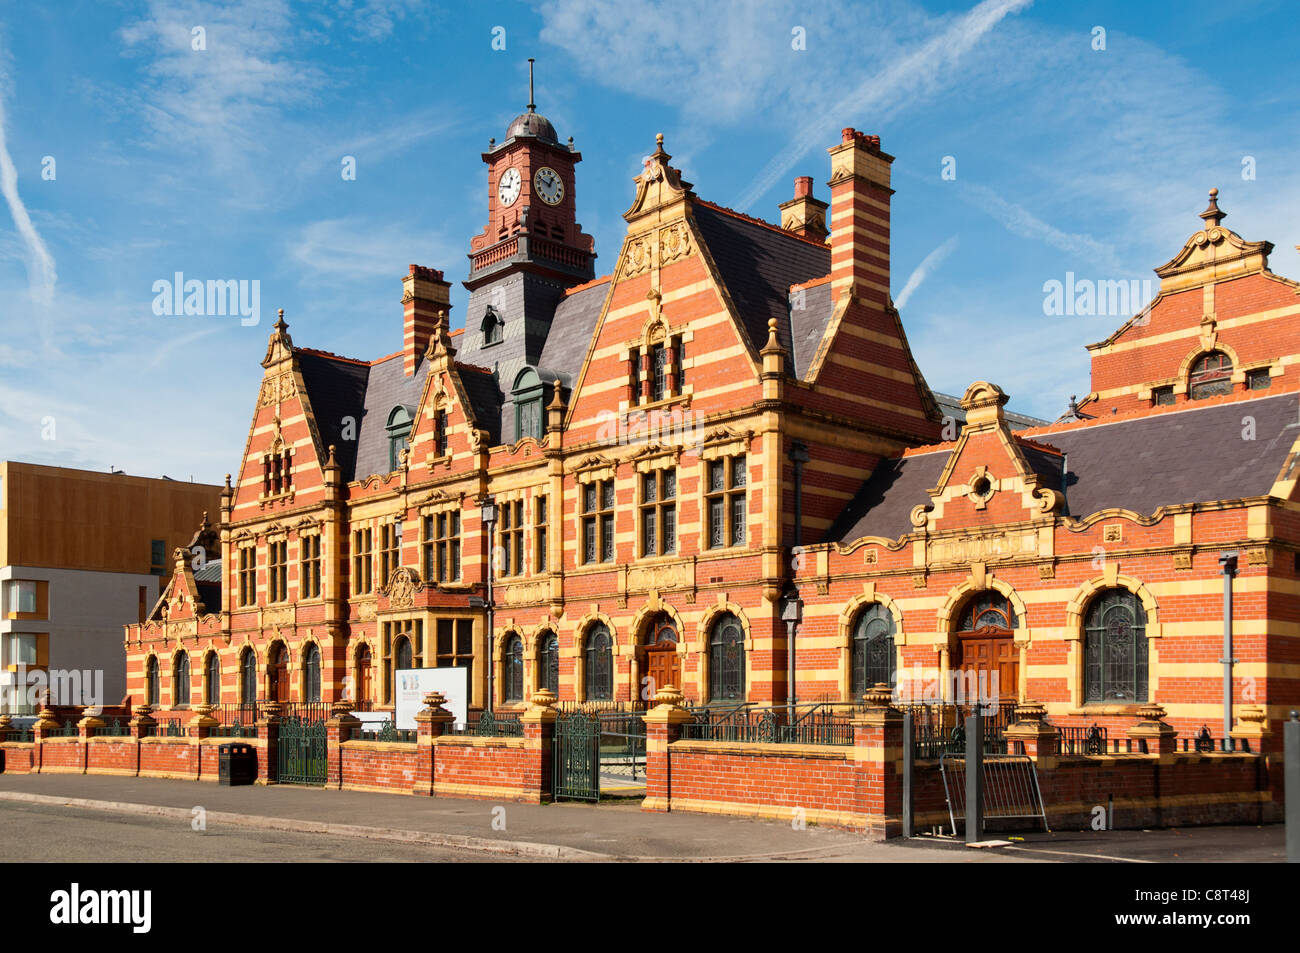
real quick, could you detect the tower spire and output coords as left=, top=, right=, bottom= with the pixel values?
left=527, top=57, right=535, bottom=113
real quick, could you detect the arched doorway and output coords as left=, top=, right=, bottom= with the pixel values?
left=953, top=592, right=1018, bottom=703
left=269, top=643, right=290, bottom=703
left=641, top=614, right=680, bottom=698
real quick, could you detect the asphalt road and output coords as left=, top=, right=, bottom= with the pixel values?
left=0, top=800, right=524, bottom=863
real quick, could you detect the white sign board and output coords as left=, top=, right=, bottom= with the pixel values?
left=394, top=667, right=469, bottom=730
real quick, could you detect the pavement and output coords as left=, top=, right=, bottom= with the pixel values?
left=0, top=773, right=1283, bottom=863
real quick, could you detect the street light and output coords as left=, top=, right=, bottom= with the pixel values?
left=781, top=586, right=803, bottom=722
left=480, top=497, right=497, bottom=714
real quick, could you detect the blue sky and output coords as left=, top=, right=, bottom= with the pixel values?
left=1, top=0, right=1297, bottom=484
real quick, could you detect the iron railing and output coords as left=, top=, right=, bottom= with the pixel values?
left=680, top=704, right=854, bottom=746
left=905, top=702, right=1015, bottom=759
left=1057, top=724, right=1108, bottom=755
left=210, top=721, right=257, bottom=738
left=355, top=719, right=418, bottom=743
left=91, top=718, right=130, bottom=738
left=446, top=710, right=524, bottom=738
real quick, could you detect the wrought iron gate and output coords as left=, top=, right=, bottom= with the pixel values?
left=277, top=715, right=327, bottom=785
left=553, top=711, right=600, bottom=801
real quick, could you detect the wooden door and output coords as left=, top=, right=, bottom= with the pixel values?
left=357, top=647, right=372, bottom=705
left=271, top=647, right=289, bottom=702
left=957, top=634, right=1017, bottom=701
left=645, top=646, right=680, bottom=694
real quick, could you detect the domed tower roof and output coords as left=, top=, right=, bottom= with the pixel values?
left=505, top=108, right=558, bottom=144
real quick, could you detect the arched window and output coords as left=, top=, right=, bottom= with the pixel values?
left=386, top=405, right=414, bottom=471
left=239, top=648, right=257, bottom=706
left=395, top=636, right=412, bottom=672
left=504, top=635, right=524, bottom=702
left=303, top=643, right=321, bottom=703
left=538, top=630, right=559, bottom=696
left=1084, top=588, right=1148, bottom=703
left=584, top=624, right=613, bottom=701
left=709, top=612, right=745, bottom=701
left=851, top=603, right=895, bottom=696
left=482, top=307, right=504, bottom=346
left=173, top=653, right=191, bottom=708
left=958, top=591, right=1017, bottom=633
left=205, top=653, right=221, bottom=706
left=355, top=644, right=373, bottom=705
left=145, top=656, right=159, bottom=706
left=1189, top=351, right=1233, bottom=400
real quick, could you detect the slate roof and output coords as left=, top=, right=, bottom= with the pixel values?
left=457, top=363, right=504, bottom=446
left=538, top=278, right=610, bottom=388
left=830, top=391, right=1300, bottom=544
left=933, top=392, right=1050, bottom=431
left=692, top=201, right=830, bottom=359
left=353, top=353, right=430, bottom=481
left=789, top=279, right=834, bottom=379
left=296, top=350, right=370, bottom=481
left=193, top=557, right=222, bottom=613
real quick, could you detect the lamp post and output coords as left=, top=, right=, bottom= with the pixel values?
left=480, top=497, right=497, bottom=714
left=1219, top=551, right=1238, bottom=749
left=781, top=586, right=803, bottom=722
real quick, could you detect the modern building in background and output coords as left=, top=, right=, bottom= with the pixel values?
left=1, top=462, right=221, bottom=713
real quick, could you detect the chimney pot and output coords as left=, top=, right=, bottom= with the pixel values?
left=794, top=176, right=813, bottom=198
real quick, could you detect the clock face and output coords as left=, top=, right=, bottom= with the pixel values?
left=534, top=166, right=564, bottom=205
left=497, top=167, right=521, bottom=207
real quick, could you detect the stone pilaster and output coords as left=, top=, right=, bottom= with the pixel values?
left=641, top=685, right=694, bottom=813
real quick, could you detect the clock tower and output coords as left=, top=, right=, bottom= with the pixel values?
left=459, top=63, right=597, bottom=445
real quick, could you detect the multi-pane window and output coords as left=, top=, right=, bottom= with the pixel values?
left=1152, top=386, right=1175, bottom=406
left=173, top=653, right=190, bottom=707
left=706, top=455, right=747, bottom=549
left=640, top=469, right=677, bottom=557
left=539, top=630, right=559, bottom=695
left=581, top=480, right=616, bottom=564
left=5, top=633, right=37, bottom=667
left=379, top=521, right=402, bottom=583
left=1084, top=588, right=1148, bottom=703
left=303, top=644, right=321, bottom=703
left=1189, top=351, right=1233, bottom=400
left=267, top=540, right=288, bottom=603
left=238, top=546, right=256, bottom=606
left=382, top=619, right=422, bottom=703
left=434, top=409, right=449, bottom=457
left=504, top=635, right=524, bottom=702
left=499, top=500, right=525, bottom=576
left=435, top=619, right=474, bottom=688
left=1247, top=368, right=1271, bottom=391
left=628, top=347, right=640, bottom=402
left=205, top=653, right=221, bottom=706
left=534, top=496, right=549, bottom=573
left=675, top=338, right=686, bottom=390
left=146, top=656, right=160, bottom=706
left=300, top=535, right=321, bottom=599
left=517, top=398, right=542, bottom=442
left=709, top=612, right=745, bottom=701
left=263, top=449, right=293, bottom=495
left=424, top=510, right=461, bottom=583
left=850, top=604, right=895, bottom=696
left=387, top=407, right=413, bottom=471
left=584, top=624, right=613, bottom=701
left=239, top=649, right=257, bottom=705
left=352, top=528, right=373, bottom=594
left=651, top=342, right=669, bottom=401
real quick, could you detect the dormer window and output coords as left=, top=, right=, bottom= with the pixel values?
left=512, top=368, right=545, bottom=442
left=386, top=405, right=414, bottom=470
left=482, top=307, right=504, bottom=346
left=1189, top=351, right=1232, bottom=400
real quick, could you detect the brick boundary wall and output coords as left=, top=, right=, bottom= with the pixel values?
left=0, top=695, right=1278, bottom=833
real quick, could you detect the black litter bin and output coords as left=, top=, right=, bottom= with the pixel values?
left=218, top=743, right=256, bottom=786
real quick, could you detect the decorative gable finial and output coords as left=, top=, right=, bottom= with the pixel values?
left=1199, top=187, right=1226, bottom=228
left=623, top=132, right=695, bottom=223
left=261, top=308, right=293, bottom=367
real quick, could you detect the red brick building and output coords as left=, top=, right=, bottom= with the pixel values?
left=124, top=103, right=1300, bottom=754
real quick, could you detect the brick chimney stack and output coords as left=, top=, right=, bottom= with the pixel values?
left=826, top=128, right=893, bottom=307
left=401, top=264, right=451, bottom=377
left=778, top=176, right=829, bottom=242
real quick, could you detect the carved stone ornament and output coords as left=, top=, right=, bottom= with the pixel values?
left=258, top=372, right=297, bottom=407
left=384, top=567, right=423, bottom=609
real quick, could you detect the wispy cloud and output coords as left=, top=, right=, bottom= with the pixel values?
left=896, top=235, right=958, bottom=309
left=957, top=182, right=1121, bottom=273
left=732, top=0, right=1033, bottom=211
left=0, top=74, right=57, bottom=307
